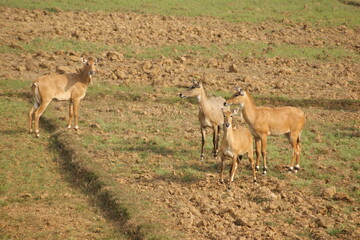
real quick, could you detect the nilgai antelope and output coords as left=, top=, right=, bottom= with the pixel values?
left=224, top=88, right=305, bottom=174
left=179, top=80, right=229, bottom=160
left=219, top=108, right=256, bottom=190
left=28, top=57, right=98, bottom=137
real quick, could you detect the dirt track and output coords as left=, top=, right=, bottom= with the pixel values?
left=1, top=6, right=359, bottom=240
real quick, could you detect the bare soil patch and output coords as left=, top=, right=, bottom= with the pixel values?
left=0, top=7, right=359, bottom=101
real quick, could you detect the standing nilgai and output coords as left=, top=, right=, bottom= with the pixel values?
left=224, top=88, right=305, bottom=174
left=179, top=80, right=229, bottom=160
left=219, top=108, right=256, bottom=190
left=29, top=57, right=99, bottom=137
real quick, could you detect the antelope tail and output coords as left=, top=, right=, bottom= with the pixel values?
left=32, top=83, right=41, bottom=109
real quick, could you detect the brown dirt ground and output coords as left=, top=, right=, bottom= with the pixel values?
left=1, top=6, right=359, bottom=240
left=0, top=7, right=359, bottom=101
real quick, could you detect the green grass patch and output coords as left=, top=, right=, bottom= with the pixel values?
left=291, top=179, right=313, bottom=188
left=180, top=168, right=203, bottom=182
left=0, top=79, right=128, bottom=239
left=326, top=225, right=346, bottom=236
left=2, top=37, right=359, bottom=64
left=0, top=78, right=29, bottom=90
left=265, top=44, right=360, bottom=62
left=1, top=0, right=359, bottom=28
left=0, top=38, right=110, bottom=54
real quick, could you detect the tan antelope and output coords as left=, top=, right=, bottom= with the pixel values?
left=179, top=80, right=230, bottom=160
left=28, top=57, right=98, bottom=137
left=219, top=108, right=256, bottom=189
left=224, top=88, right=305, bottom=174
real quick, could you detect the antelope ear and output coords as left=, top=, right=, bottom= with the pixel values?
left=233, top=108, right=240, bottom=115
left=95, top=58, right=100, bottom=63
left=239, top=89, right=245, bottom=96
left=192, top=78, right=198, bottom=85
left=81, top=57, right=88, bottom=64
left=236, top=87, right=241, bottom=93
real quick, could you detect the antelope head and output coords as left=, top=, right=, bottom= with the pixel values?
left=224, top=87, right=245, bottom=107
left=81, top=57, right=99, bottom=77
left=179, top=79, right=203, bottom=98
left=222, top=108, right=239, bottom=129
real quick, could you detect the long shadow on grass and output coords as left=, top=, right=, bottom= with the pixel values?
left=0, top=129, right=27, bottom=135
left=2, top=90, right=32, bottom=100
left=49, top=129, right=145, bottom=240
left=339, top=0, right=360, bottom=7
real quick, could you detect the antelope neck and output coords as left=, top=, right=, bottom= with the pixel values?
left=224, top=126, right=234, bottom=139
left=197, top=88, right=209, bottom=110
left=242, top=95, right=257, bottom=124
left=79, top=68, right=92, bottom=84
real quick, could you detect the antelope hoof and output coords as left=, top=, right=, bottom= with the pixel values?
left=200, top=154, right=204, bottom=161
left=36, top=133, right=40, bottom=138
left=220, top=179, right=224, bottom=184
left=288, top=166, right=294, bottom=172
left=255, top=166, right=260, bottom=172
left=253, top=179, right=257, bottom=183
left=294, top=165, right=300, bottom=171
left=74, top=126, right=79, bottom=131
left=29, top=129, right=33, bottom=133
left=263, top=168, right=267, bottom=175
left=67, top=125, right=72, bottom=129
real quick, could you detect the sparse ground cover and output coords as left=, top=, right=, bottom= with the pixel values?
left=0, top=80, right=128, bottom=239
left=0, top=0, right=359, bottom=239
left=1, top=0, right=359, bottom=28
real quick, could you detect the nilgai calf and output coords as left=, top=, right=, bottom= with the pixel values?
left=180, top=80, right=229, bottom=160
left=219, top=108, right=256, bottom=189
left=29, top=57, right=98, bottom=137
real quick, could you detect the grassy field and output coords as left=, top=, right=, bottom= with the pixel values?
left=0, top=0, right=359, bottom=239
left=1, top=77, right=359, bottom=239
left=82, top=82, right=360, bottom=200
left=1, top=37, right=359, bottom=63
left=1, top=0, right=359, bottom=28
left=0, top=80, right=128, bottom=239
